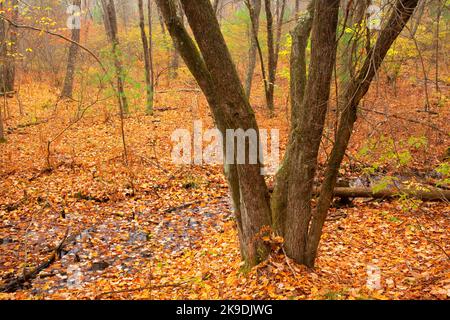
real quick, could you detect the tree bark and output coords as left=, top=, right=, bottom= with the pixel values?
left=61, top=0, right=82, bottom=99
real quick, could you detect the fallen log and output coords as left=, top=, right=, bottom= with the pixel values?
left=267, top=186, right=449, bottom=201
left=314, top=187, right=450, bottom=201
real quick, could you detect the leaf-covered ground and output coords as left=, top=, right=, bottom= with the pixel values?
left=0, top=75, right=449, bottom=300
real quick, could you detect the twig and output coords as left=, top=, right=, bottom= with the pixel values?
left=360, top=107, right=447, bottom=135
left=0, top=229, right=72, bottom=293
left=96, top=281, right=190, bottom=298
left=281, top=247, right=298, bottom=278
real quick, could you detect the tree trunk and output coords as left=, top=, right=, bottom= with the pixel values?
left=156, top=0, right=272, bottom=268
left=213, top=0, right=221, bottom=15
left=337, top=0, right=370, bottom=87
left=0, top=0, right=17, bottom=94
left=148, top=0, right=155, bottom=107
left=155, top=3, right=166, bottom=33
left=120, top=0, right=129, bottom=32
left=289, top=0, right=313, bottom=123
left=138, top=0, right=153, bottom=114
left=101, top=0, right=129, bottom=114
left=169, top=0, right=182, bottom=80
left=410, top=0, right=427, bottom=36
left=274, top=0, right=286, bottom=69
left=0, top=1, right=6, bottom=142
left=0, top=1, right=7, bottom=94
left=5, top=0, right=17, bottom=93
left=0, top=102, right=4, bottom=142
left=244, top=0, right=261, bottom=97
left=246, top=0, right=270, bottom=112
left=434, top=0, right=442, bottom=93
left=264, top=0, right=275, bottom=112
left=61, top=0, right=82, bottom=99
left=295, top=0, right=300, bottom=18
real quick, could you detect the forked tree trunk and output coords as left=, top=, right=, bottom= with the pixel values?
left=305, top=0, right=420, bottom=267
left=158, top=0, right=420, bottom=269
left=62, top=0, right=82, bottom=99
left=156, top=0, right=272, bottom=268
left=101, top=0, right=129, bottom=114
left=138, top=0, right=154, bottom=114
left=274, top=0, right=340, bottom=265
left=273, top=0, right=419, bottom=268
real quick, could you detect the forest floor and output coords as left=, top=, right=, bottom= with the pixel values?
left=0, top=73, right=449, bottom=300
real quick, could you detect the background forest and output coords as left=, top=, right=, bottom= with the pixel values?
left=0, top=0, right=449, bottom=300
